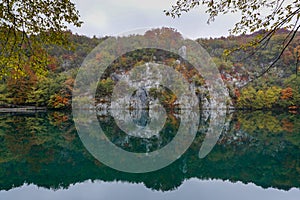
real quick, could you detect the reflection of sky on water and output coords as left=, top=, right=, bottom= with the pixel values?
left=1, top=179, right=299, bottom=200
left=0, top=112, right=299, bottom=199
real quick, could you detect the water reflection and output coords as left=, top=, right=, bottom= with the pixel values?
left=74, top=108, right=199, bottom=173
left=1, top=179, right=300, bottom=200
left=0, top=111, right=299, bottom=192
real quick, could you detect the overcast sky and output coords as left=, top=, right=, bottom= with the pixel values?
left=70, top=0, right=241, bottom=39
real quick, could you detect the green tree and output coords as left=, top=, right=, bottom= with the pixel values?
left=237, top=86, right=282, bottom=109
left=264, top=86, right=281, bottom=108
left=236, top=86, right=257, bottom=109
left=0, top=0, right=82, bottom=79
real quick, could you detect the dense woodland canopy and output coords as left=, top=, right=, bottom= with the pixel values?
left=0, top=0, right=299, bottom=111
left=0, top=28, right=298, bottom=111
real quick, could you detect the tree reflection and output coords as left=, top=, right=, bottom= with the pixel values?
left=0, top=111, right=299, bottom=191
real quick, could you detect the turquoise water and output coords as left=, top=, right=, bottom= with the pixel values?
left=0, top=111, right=299, bottom=199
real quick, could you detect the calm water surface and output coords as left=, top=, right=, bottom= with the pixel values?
left=0, top=111, right=299, bottom=200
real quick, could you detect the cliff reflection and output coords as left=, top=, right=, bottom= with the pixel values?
left=0, top=111, right=299, bottom=191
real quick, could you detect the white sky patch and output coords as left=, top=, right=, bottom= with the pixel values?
left=70, top=0, right=240, bottom=39
left=84, top=12, right=108, bottom=30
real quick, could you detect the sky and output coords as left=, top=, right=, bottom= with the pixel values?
left=70, top=0, right=241, bottom=39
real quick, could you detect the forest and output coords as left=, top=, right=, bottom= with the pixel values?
left=0, top=28, right=299, bottom=111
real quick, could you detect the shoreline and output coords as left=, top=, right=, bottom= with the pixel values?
left=0, top=106, right=47, bottom=113
left=0, top=105, right=298, bottom=113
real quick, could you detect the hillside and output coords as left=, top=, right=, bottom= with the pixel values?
left=0, top=28, right=299, bottom=110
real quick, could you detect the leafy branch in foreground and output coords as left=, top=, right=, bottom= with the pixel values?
left=165, top=0, right=300, bottom=80
left=0, top=0, right=82, bottom=79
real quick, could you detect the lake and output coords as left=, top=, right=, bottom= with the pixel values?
left=0, top=110, right=299, bottom=200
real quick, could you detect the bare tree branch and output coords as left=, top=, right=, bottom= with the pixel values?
left=242, top=24, right=300, bottom=87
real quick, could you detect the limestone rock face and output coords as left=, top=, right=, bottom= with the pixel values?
left=130, top=87, right=149, bottom=110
